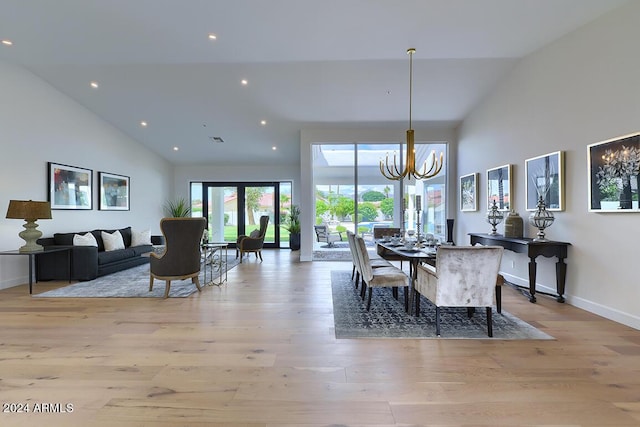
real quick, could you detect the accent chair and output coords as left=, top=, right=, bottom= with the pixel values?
left=236, top=215, right=269, bottom=262
left=314, top=224, right=343, bottom=247
left=150, top=217, right=206, bottom=298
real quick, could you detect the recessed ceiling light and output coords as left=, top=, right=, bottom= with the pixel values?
left=241, top=79, right=248, bottom=86
left=272, top=146, right=277, bottom=150
left=173, top=146, right=179, bottom=151
left=208, top=33, right=217, bottom=40
left=90, top=81, right=99, bottom=89
left=140, top=121, right=147, bottom=127
left=1, top=39, right=13, bottom=46
left=260, top=120, right=267, bottom=126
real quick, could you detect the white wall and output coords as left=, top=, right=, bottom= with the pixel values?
left=0, top=62, right=173, bottom=289
left=457, top=2, right=640, bottom=328
left=301, top=126, right=458, bottom=262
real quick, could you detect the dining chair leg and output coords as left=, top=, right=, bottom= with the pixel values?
left=366, top=287, right=373, bottom=311
left=435, top=306, right=441, bottom=336
left=414, top=289, right=421, bottom=316
left=360, top=281, right=366, bottom=300
left=404, top=287, right=409, bottom=312
left=486, top=307, right=493, bottom=337
left=351, top=265, right=356, bottom=280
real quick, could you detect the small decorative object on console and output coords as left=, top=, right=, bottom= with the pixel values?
left=529, top=196, right=555, bottom=241
left=504, top=211, right=523, bottom=238
left=486, top=200, right=504, bottom=235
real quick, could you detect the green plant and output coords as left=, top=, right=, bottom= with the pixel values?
left=282, top=204, right=301, bottom=234
left=164, top=198, right=191, bottom=217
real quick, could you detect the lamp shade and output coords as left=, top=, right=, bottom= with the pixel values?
left=6, top=200, right=52, bottom=220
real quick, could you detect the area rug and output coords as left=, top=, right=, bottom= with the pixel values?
left=34, top=255, right=240, bottom=298
left=331, top=270, right=553, bottom=340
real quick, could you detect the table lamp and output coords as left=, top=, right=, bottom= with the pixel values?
left=5, top=200, right=52, bottom=252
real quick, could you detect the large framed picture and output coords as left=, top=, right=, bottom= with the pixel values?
left=48, top=162, right=92, bottom=210
left=525, top=151, right=564, bottom=211
left=99, top=172, right=130, bottom=211
left=487, top=164, right=512, bottom=211
left=460, top=173, right=478, bottom=211
left=588, top=132, right=640, bottom=212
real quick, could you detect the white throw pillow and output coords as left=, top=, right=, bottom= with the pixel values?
left=102, top=230, right=125, bottom=251
left=131, top=229, right=151, bottom=246
left=73, top=232, right=98, bottom=247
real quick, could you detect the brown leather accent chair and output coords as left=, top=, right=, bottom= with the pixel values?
left=150, top=217, right=207, bottom=298
left=236, top=215, right=269, bottom=262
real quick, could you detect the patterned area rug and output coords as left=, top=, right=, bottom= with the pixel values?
left=34, top=255, right=240, bottom=298
left=331, top=270, right=553, bottom=339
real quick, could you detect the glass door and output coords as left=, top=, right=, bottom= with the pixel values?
left=196, top=182, right=282, bottom=248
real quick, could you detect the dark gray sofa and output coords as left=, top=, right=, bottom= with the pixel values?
left=36, top=226, right=163, bottom=281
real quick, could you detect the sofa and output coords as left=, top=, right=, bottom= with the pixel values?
left=36, top=226, right=163, bottom=281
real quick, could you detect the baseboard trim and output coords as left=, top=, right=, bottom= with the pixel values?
left=500, top=272, right=640, bottom=330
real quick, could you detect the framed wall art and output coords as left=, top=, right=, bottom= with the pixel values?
left=48, top=162, right=92, bottom=210
left=588, top=132, right=640, bottom=212
left=487, top=164, right=512, bottom=211
left=525, top=151, right=564, bottom=211
left=99, top=172, right=130, bottom=211
left=460, top=173, right=478, bottom=211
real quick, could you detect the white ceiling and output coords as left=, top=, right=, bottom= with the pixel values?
left=0, top=0, right=628, bottom=165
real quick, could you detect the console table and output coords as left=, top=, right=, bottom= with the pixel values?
left=468, top=233, right=571, bottom=303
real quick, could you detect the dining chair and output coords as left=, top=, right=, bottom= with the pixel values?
left=354, top=235, right=409, bottom=311
left=415, top=245, right=504, bottom=337
left=346, top=231, right=392, bottom=289
left=373, top=226, right=404, bottom=268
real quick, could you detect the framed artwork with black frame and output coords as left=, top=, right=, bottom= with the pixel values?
left=525, top=151, right=564, bottom=211
left=460, top=172, right=478, bottom=212
left=48, top=162, right=93, bottom=210
left=487, top=164, right=512, bottom=211
left=588, top=132, right=640, bottom=212
left=98, top=172, right=130, bottom=211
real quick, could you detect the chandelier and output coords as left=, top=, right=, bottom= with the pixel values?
left=380, top=48, right=444, bottom=181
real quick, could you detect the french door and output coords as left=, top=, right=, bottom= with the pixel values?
left=199, top=182, right=282, bottom=248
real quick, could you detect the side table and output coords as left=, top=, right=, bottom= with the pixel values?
left=202, top=242, right=228, bottom=286
left=0, top=247, right=72, bottom=294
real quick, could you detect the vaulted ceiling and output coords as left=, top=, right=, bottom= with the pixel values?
left=0, top=0, right=628, bottom=165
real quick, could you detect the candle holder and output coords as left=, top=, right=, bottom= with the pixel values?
left=486, top=200, right=504, bottom=235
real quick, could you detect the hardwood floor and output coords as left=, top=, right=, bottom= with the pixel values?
left=1, top=249, right=639, bottom=426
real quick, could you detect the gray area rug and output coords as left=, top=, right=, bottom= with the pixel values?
left=331, top=270, right=553, bottom=340
left=34, top=255, right=240, bottom=298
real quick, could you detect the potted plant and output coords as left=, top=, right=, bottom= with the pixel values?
left=164, top=198, right=191, bottom=217
left=282, top=204, right=301, bottom=251
left=596, top=146, right=640, bottom=209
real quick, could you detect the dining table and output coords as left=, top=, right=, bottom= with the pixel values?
left=375, top=239, right=437, bottom=314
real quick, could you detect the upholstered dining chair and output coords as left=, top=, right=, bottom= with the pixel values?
left=314, top=224, right=343, bottom=247
left=415, top=245, right=504, bottom=337
left=354, top=234, right=409, bottom=311
left=346, top=231, right=392, bottom=289
left=150, top=217, right=207, bottom=298
left=373, top=226, right=404, bottom=268
left=236, top=215, right=269, bottom=262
